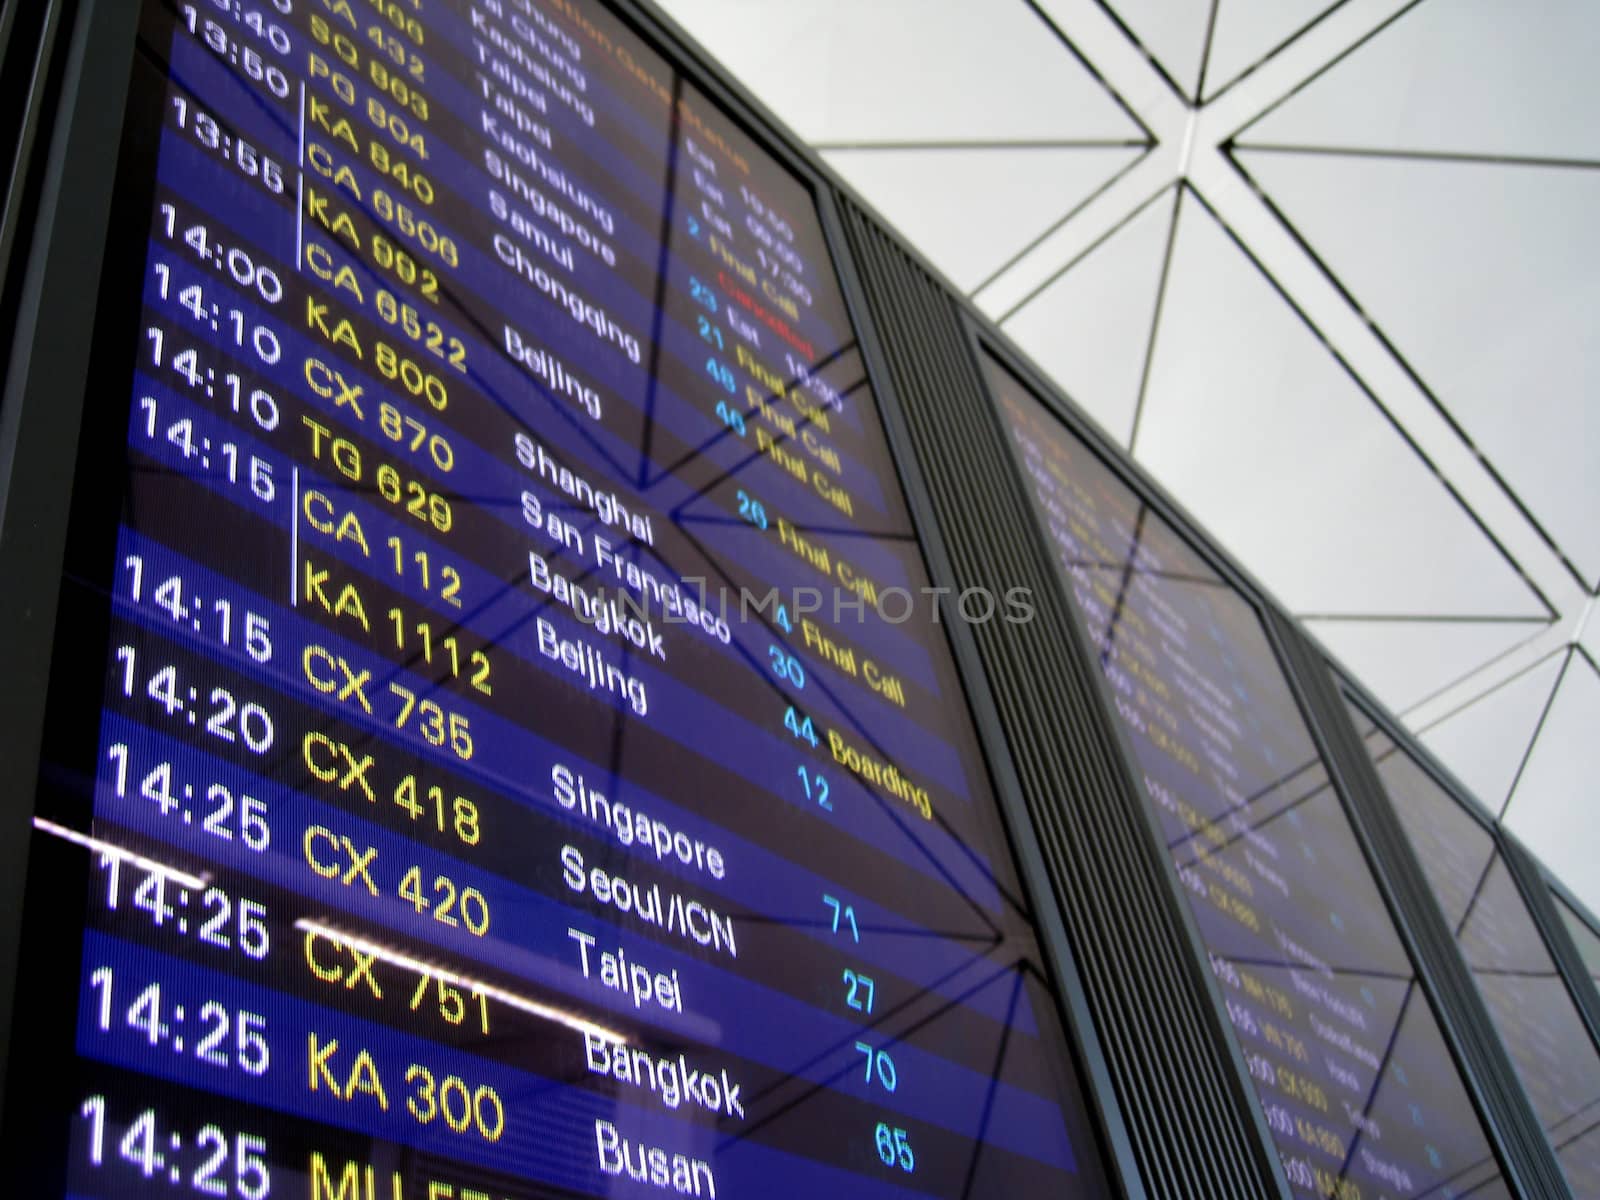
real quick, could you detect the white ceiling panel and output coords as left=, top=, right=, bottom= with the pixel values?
left=1103, top=0, right=1214, bottom=97
left=1000, top=189, right=1176, bottom=445
left=652, top=0, right=1144, bottom=143
left=1204, top=0, right=1334, bottom=99
left=1417, top=653, right=1566, bottom=814
left=1307, top=618, right=1543, bottom=716
left=1237, top=150, right=1600, bottom=584
left=1504, top=655, right=1600, bottom=915
left=824, top=146, right=1143, bottom=295
left=1133, top=196, right=1542, bottom=619
left=1242, top=0, right=1600, bottom=159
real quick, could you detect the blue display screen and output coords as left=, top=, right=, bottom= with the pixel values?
left=986, top=353, right=1510, bottom=1200
left=3, top=2, right=1117, bottom=1196
left=1351, top=706, right=1600, bottom=1195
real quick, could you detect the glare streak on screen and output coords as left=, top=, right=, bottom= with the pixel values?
left=985, top=353, right=1512, bottom=1200
left=7, top=1, right=1119, bottom=1197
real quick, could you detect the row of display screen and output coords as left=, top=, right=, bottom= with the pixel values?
left=0, top=0, right=1596, bottom=1197
left=985, top=354, right=1600, bottom=1199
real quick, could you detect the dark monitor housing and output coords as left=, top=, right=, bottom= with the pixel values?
left=1553, top=883, right=1600, bottom=997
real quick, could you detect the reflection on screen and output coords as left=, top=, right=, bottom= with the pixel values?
left=8, top=2, right=1120, bottom=1195
left=1353, top=710, right=1600, bottom=1195
left=1557, top=896, right=1600, bottom=991
left=985, top=353, right=1509, bottom=1200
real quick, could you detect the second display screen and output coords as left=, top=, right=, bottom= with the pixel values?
left=986, top=352, right=1509, bottom=1200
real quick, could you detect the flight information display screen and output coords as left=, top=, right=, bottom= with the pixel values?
left=983, top=353, right=1510, bottom=1200
left=1350, top=707, right=1600, bottom=1195
left=0, top=2, right=1120, bottom=1196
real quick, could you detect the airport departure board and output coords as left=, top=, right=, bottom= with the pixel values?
left=984, top=354, right=1512, bottom=1200
left=1350, top=709, right=1600, bottom=1196
left=0, top=2, right=1121, bottom=1196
